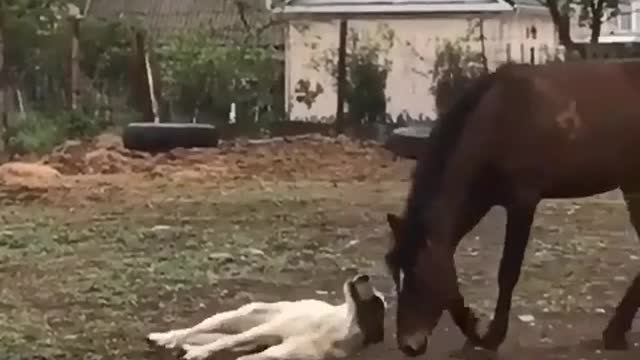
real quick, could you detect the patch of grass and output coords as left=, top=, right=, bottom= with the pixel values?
left=4, top=112, right=65, bottom=155
left=0, top=184, right=395, bottom=359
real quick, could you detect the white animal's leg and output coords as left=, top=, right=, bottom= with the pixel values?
left=184, top=333, right=275, bottom=353
left=147, top=313, right=234, bottom=349
left=182, top=333, right=227, bottom=346
left=235, top=341, right=320, bottom=360
left=148, top=303, right=275, bottom=349
left=182, top=322, right=280, bottom=360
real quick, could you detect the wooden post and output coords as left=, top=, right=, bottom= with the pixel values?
left=144, top=46, right=160, bottom=123
left=131, top=30, right=159, bottom=123
left=335, top=19, right=347, bottom=134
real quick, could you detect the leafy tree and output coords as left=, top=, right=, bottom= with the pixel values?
left=345, top=43, right=390, bottom=125
left=314, top=25, right=394, bottom=125
left=0, top=1, right=136, bottom=153
left=541, top=0, right=620, bottom=57
left=79, top=17, right=133, bottom=95
left=430, top=39, right=487, bottom=116
left=0, top=0, right=79, bottom=109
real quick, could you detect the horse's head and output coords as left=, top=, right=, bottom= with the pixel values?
left=385, top=213, right=460, bottom=357
left=345, top=274, right=386, bottom=345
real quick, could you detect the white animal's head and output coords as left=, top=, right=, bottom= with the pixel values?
left=344, top=274, right=386, bottom=345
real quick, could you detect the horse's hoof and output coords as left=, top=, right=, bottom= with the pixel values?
left=479, top=340, right=501, bottom=352
left=477, top=326, right=506, bottom=352
left=603, top=333, right=629, bottom=351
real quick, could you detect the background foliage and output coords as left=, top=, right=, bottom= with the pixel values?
left=156, top=30, right=284, bottom=130
left=314, top=24, right=394, bottom=126
left=430, top=39, right=487, bottom=116
left=0, top=1, right=286, bottom=156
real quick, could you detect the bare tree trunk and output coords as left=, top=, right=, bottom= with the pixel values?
left=478, top=18, right=489, bottom=72
left=67, top=15, right=81, bottom=111
left=589, top=0, right=605, bottom=44
left=335, top=19, right=347, bottom=134
left=546, top=0, right=585, bottom=58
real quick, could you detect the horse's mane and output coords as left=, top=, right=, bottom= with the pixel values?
left=394, top=71, right=498, bottom=262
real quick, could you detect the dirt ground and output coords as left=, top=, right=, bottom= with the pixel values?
left=1, top=134, right=640, bottom=360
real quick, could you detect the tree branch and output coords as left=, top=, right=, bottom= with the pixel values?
left=589, top=0, right=606, bottom=43
left=234, top=0, right=252, bottom=34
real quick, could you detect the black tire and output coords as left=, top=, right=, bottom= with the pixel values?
left=383, top=126, right=432, bottom=160
left=122, top=122, right=219, bottom=152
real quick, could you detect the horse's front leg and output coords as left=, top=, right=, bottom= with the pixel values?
left=480, top=197, right=538, bottom=351
left=447, top=197, right=493, bottom=344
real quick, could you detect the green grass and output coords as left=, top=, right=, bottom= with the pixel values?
left=0, top=182, right=400, bottom=359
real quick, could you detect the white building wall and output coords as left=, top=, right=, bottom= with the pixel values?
left=285, top=11, right=560, bottom=122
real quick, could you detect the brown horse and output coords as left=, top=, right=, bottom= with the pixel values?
left=385, top=60, right=640, bottom=357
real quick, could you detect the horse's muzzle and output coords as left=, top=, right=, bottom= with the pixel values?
left=398, top=334, right=428, bottom=357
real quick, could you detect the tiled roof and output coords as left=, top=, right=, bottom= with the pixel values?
left=285, top=0, right=630, bottom=10
left=87, top=0, right=284, bottom=45
left=281, top=0, right=515, bottom=13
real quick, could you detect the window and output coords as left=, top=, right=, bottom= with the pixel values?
left=620, top=12, right=632, bottom=31
left=530, top=47, right=536, bottom=64
left=506, top=43, right=512, bottom=62
left=531, top=25, right=537, bottom=40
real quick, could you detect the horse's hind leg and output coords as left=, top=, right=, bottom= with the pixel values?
left=602, top=190, right=640, bottom=350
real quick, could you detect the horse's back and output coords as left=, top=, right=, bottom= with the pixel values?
left=466, top=61, right=640, bottom=196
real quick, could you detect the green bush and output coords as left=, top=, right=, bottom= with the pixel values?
left=5, top=113, right=65, bottom=155
left=430, top=40, right=487, bottom=116
left=157, top=30, right=285, bottom=129
left=79, top=17, right=135, bottom=95
left=60, top=110, right=105, bottom=139
left=314, top=24, right=394, bottom=126
left=4, top=109, right=108, bottom=156
left=345, top=45, right=390, bottom=125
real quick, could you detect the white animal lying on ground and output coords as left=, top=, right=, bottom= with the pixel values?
left=147, top=274, right=387, bottom=360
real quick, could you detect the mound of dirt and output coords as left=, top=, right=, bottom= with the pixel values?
left=35, top=132, right=404, bottom=184
left=43, top=136, right=152, bottom=175
left=0, top=162, right=64, bottom=189
left=84, top=148, right=134, bottom=174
